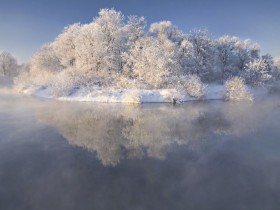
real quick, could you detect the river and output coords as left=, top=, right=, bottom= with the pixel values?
left=1, top=89, right=280, bottom=210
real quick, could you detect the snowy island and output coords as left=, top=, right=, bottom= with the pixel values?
left=1, top=9, right=280, bottom=103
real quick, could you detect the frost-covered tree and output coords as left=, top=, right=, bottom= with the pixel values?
left=122, top=16, right=146, bottom=75
left=215, top=36, right=239, bottom=81
left=149, top=21, right=182, bottom=76
left=245, top=58, right=272, bottom=85
left=94, top=8, right=126, bottom=72
left=52, top=23, right=81, bottom=67
left=124, top=16, right=146, bottom=48
left=175, top=38, right=195, bottom=76
left=225, top=77, right=253, bottom=101
left=76, top=9, right=126, bottom=74
left=75, top=9, right=126, bottom=74
left=273, top=57, right=280, bottom=80
left=30, top=45, right=62, bottom=74
left=0, top=51, right=18, bottom=77
left=275, top=57, right=280, bottom=69
left=234, top=39, right=260, bottom=71
left=149, top=21, right=196, bottom=76
left=187, top=29, right=215, bottom=80
left=14, top=8, right=278, bottom=93
left=184, top=75, right=206, bottom=98
left=26, top=45, right=63, bottom=86
left=126, top=36, right=178, bottom=88
left=150, top=21, right=184, bottom=44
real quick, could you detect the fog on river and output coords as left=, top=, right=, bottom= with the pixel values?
left=1, top=85, right=280, bottom=210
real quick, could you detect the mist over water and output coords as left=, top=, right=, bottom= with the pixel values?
left=1, top=87, right=280, bottom=210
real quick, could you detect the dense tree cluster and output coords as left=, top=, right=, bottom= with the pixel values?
left=15, top=9, right=280, bottom=94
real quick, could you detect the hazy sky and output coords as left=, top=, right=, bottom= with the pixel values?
left=0, top=0, right=279, bottom=63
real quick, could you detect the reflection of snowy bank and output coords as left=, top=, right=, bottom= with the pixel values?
left=35, top=98, right=279, bottom=166
left=20, top=84, right=269, bottom=103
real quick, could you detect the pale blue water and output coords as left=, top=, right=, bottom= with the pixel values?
left=0, top=92, right=280, bottom=210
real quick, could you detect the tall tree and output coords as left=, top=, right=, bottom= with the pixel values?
left=215, top=35, right=239, bottom=81
left=52, top=23, right=81, bottom=68
left=234, top=39, right=260, bottom=71
left=187, top=29, right=215, bottom=80
left=75, top=9, right=126, bottom=74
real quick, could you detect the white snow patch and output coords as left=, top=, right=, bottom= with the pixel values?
left=17, top=83, right=269, bottom=104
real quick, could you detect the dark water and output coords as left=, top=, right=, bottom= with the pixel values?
left=1, top=91, right=280, bottom=210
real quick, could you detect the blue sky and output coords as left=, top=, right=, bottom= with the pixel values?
left=0, top=0, right=279, bottom=63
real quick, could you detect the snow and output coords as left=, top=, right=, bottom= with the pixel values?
left=19, top=84, right=228, bottom=103
left=8, top=78, right=273, bottom=104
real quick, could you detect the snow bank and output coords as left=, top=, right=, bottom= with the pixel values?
left=19, top=84, right=228, bottom=103
left=17, top=81, right=274, bottom=103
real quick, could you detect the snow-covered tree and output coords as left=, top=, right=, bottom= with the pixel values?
left=175, top=39, right=195, bottom=76
left=75, top=9, right=126, bottom=74
left=74, top=22, right=102, bottom=73
left=52, top=23, right=81, bottom=67
left=215, top=36, right=239, bottom=81
left=225, top=77, right=253, bottom=101
left=122, top=16, right=146, bottom=75
left=14, top=8, right=279, bottom=94
left=245, top=58, right=272, bottom=85
left=275, top=57, right=280, bottom=69
left=187, top=29, right=215, bottom=80
left=30, top=45, right=62, bottom=74
left=150, top=21, right=184, bottom=44
left=234, top=39, right=260, bottom=71
left=184, top=75, right=206, bottom=98
left=124, top=16, right=146, bottom=47
left=273, top=57, right=280, bottom=80
left=0, top=51, right=18, bottom=77
left=149, top=21, right=182, bottom=76
left=150, top=21, right=197, bottom=77
left=126, top=36, right=177, bottom=88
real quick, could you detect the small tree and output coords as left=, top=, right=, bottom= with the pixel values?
left=184, top=75, right=206, bottom=98
left=245, top=58, right=271, bottom=86
left=0, top=51, right=18, bottom=77
left=275, top=57, right=280, bottom=69
left=30, top=45, right=63, bottom=74
left=225, top=77, right=253, bottom=101
left=273, top=57, right=280, bottom=80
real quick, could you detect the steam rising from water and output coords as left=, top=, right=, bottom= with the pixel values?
left=31, top=96, right=280, bottom=166
left=1, top=87, right=280, bottom=210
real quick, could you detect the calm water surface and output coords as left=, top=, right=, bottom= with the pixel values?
left=1, top=90, right=280, bottom=210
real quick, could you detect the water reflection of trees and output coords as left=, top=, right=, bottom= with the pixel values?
left=35, top=99, right=280, bottom=166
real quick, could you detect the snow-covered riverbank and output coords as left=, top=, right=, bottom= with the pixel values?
left=18, top=84, right=268, bottom=103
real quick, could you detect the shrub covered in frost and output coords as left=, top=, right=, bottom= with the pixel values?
left=49, top=68, right=94, bottom=97
left=244, top=58, right=272, bottom=86
left=225, top=77, right=253, bottom=101
left=184, top=75, right=206, bottom=98
left=14, top=65, right=55, bottom=92
left=49, top=70, right=77, bottom=97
